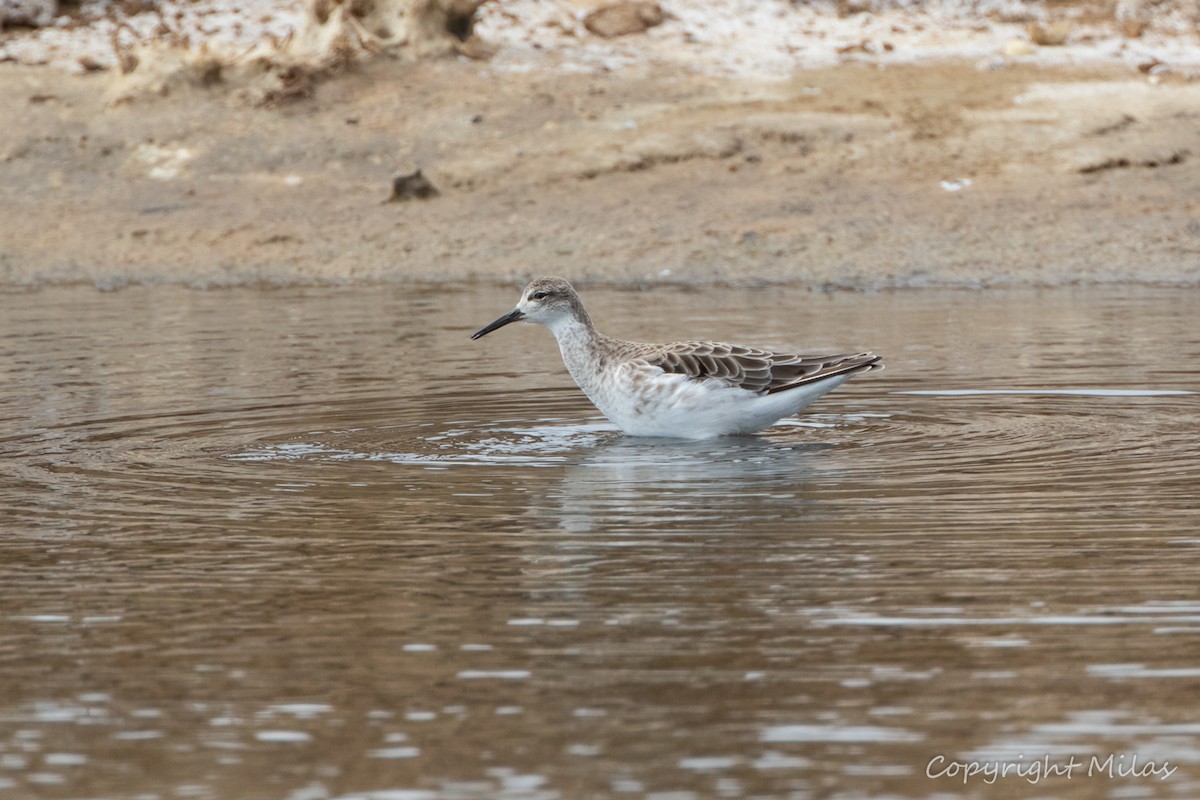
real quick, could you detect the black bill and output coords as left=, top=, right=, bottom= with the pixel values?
left=471, top=308, right=525, bottom=340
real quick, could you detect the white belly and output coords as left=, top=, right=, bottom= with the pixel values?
left=578, top=363, right=854, bottom=439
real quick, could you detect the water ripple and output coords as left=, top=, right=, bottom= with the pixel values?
left=2, top=285, right=1199, bottom=800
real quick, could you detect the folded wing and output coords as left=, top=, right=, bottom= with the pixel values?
left=639, top=342, right=882, bottom=395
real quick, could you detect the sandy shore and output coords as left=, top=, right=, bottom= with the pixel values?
left=1, top=2, right=1199, bottom=289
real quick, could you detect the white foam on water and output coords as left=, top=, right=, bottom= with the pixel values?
left=114, top=730, right=163, bottom=740
left=43, top=753, right=87, bottom=766
left=1087, top=664, right=1200, bottom=679
left=228, top=422, right=612, bottom=467
left=679, top=756, right=739, bottom=770
left=761, top=724, right=923, bottom=743
left=254, top=730, right=311, bottom=743
left=404, top=711, right=436, bottom=721
left=895, top=388, right=1195, bottom=397
left=368, top=747, right=420, bottom=759
left=817, top=614, right=1200, bottom=627
left=456, top=670, right=532, bottom=680
left=753, top=752, right=813, bottom=770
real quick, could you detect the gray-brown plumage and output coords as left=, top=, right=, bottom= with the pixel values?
left=471, top=276, right=883, bottom=438
left=632, top=343, right=881, bottom=395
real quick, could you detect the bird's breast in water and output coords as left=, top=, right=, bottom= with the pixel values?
left=603, top=368, right=695, bottom=424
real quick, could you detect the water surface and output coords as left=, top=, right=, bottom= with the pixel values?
left=1, top=284, right=1198, bottom=800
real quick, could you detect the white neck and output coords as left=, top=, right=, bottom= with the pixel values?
left=545, top=312, right=591, bottom=340
left=545, top=315, right=599, bottom=390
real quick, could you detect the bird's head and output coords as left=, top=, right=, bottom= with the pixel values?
left=471, top=276, right=583, bottom=339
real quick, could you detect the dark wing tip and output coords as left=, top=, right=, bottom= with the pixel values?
left=764, top=351, right=883, bottom=394
left=859, top=352, right=884, bottom=372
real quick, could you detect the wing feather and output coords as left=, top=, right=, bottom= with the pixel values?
left=638, top=341, right=882, bottom=395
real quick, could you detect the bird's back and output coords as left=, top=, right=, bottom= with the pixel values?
left=618, top=338, right=882, bottom=395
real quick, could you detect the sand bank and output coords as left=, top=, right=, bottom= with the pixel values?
left=1, top=1, right=1198, bottom=288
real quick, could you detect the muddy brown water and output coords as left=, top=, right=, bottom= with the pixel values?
left=1, top=284, right=1198, bottom=800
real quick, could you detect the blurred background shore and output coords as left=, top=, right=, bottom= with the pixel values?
left=2, top=0, right=1198, bottom=288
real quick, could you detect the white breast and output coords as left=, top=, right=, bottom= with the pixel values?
left=588, top=362, right=857, bottom=438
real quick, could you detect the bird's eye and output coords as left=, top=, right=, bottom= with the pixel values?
left=531, top=291, right=549, bottom=300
